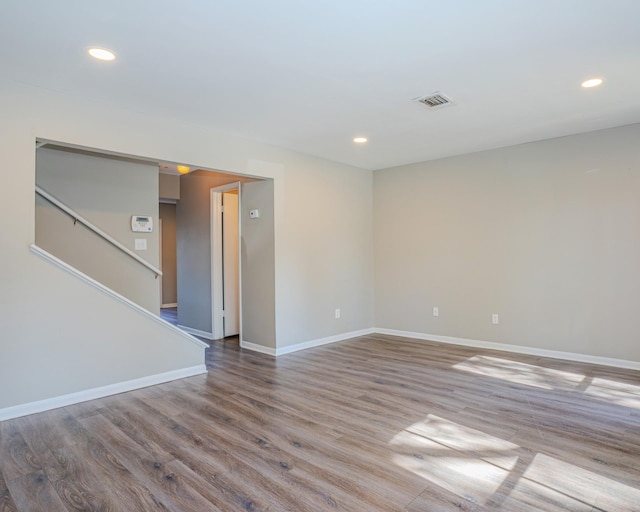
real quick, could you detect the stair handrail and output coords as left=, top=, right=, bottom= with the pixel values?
left=35, top=185, right=163, bottom=278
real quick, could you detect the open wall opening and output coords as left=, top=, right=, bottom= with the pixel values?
left=34, top=139, right=276, bottom=349
left=35, top=144, right=162, bottom=313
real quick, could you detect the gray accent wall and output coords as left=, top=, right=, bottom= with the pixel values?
left=242, top=180, right=276, bottom=348
left=374, top=123, right=640, bottom=361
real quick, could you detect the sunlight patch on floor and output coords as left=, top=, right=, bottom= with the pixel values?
left=584, top=377, right=640, bottom=409
left=391, top=440, right=511, bottom=503
left=390, top=415, right=640, bottom=510
left=453, top=355, right=585, bottom=390
left=504, top=453, right=640, bottom=511
left=403, top=414, right=520, bottom=469
left=390, top=415, right=520, bottom=503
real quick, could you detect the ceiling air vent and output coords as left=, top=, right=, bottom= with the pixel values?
left=414, top=92, right=454, bottom=110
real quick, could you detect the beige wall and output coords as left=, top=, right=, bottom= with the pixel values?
left=159, top=203, right=177, bottom=305
left=276, top=156, right=374, bottom=348
left=159, top=173, right=180, bottom=200
left=374, top=123, right=640, bottom=361
left=36, top=147, right=160, bottom=313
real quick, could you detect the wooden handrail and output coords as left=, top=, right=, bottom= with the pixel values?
left=35, top=185, right=162, bottom=278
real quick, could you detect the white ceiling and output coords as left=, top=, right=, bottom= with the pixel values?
left=2, top=1, right=639, bottom=170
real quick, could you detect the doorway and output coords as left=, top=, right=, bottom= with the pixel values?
left=158, top=201, right=179, bottom=326
left=211, top=182, right=241, bottom=340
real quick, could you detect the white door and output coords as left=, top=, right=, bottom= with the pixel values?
left=222, top=191, right=239, bottom=336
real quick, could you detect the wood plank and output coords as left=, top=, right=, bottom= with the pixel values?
left=81, top=413, right=241, bottom=511
left=30, top=408, right=172, bottom=511
left=0, top=420, right=43, bottom=479
left=0, top=470, right=18, bottom=512
left=8, top=417, right=68, bottom=483
left=5, top=471, right=68, bottom=512
left=155, top=381, right=430, bottom=503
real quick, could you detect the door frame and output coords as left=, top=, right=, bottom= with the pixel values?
left=210, top=182, right=242, bottom=340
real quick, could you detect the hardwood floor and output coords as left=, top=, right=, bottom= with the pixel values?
left=1, top=333, right=640, bottom=511
left=160, top=307, right=178, bottom=327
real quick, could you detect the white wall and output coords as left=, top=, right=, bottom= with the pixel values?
left=0, top=78, right=374, bottom=411
left=36, top=147, right=160, bottom=313
left=374, top=123, right=640, bottom=362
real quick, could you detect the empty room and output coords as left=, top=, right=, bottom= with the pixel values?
left=1, top=1, right=639, bottom=511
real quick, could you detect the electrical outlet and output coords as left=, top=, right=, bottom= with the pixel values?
left=492, top=314, right=499, bottom=325
left=335, top=308, right=341, bottom=319
left=433, top=307, right=439, bottom=317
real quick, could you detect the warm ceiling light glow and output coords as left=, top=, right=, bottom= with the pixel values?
left=581, top=78, right=604, bottom=88
left=88, top=48, right=116, bottom=61
left=353, top=137, right=368, bottom=144
left=176, top=165, right=191, bottom=174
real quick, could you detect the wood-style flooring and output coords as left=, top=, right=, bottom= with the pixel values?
left=1, top=333, right=640, bottom=511
left=159, top=307, right=178, bottom=327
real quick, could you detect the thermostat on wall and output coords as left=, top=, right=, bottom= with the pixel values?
left=131, top=215, right=153, bottom=233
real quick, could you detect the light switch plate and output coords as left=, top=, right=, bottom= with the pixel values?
left=134, top=238, right=147, bottom=251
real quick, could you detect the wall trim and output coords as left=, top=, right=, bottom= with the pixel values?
left=0, top=365, right=207, bottom=422
left=275, top=328, right=375, bottom=356
left=374, top=328, right=640, bottom=371
left=177, top=325, right=214, bottom=340
left=240, top=328, right=375, bottom=357
left=240, top=339, right=277, bottom=356
left=161, top=303, right=178, bottom=309
left=30, top=244, right=208, bottom=349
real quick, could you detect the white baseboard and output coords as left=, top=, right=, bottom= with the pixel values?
left=161, top=303, right=178, bottom=309
left=240, top=340, right=277, bottom=356
left=374, top=328, right=640, bottom=371
left=275, top=328, right=375, bottom=356
left=177, top=325, right=214, bottom=340
left=240, top=328, right=375, bottom=357
left=0, top=365, right=207, bottom=422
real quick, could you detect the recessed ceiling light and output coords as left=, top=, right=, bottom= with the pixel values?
left=581, top=77, right=604, bottom=88
left=176, top=165, right=191, bottom=174
left=88, top=48, right=116, bottom=61
left=353, top=137, right=368, bottom=144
